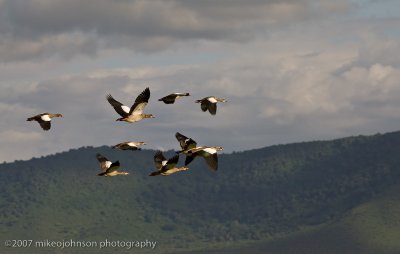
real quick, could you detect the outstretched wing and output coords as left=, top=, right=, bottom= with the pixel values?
left=38, top=120, right=51, bottom=131
left=184, top=154, right=196, bottom=166
left=130, top=87, right=150, bottom=115
left=208, top=102, right=217, bottom=115
left=165, top=155, right=179, bottom=170
left=96, top=153, right=112, bottom=172
left=113, top=142, right=140, bottom=150
left=200, top=100, right=209, bottom=112
left=175, top=132, right=197, bottom=150
left=106, top=94, right=130, bottom=117
left=154, top=150, right=167, bottom=169
left=96, top=153, right=108, bottom=163
left=203, top=153, right=218, bottom=171
left=196, top=148, right=219, bottom=171
left=159, top=94, right=176, bottom=104
left=106, top=161, right=120, bottom=173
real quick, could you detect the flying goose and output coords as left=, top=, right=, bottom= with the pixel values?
left=27, top=113, right=63, bottom=131
left=106, top=87, right=154, bottom=123
left=175, top=132, right=198, bottom=165
left=195, top=96, right=227, bottom=115
left=158, top=93, right=190, bottom=104
left=96, top=153, right=129, bottom=176
left=186, top=146, right=224, bottom=171
left=112, top=141, right=146, bottom=151
left=149, top=151, right=189, bottom=176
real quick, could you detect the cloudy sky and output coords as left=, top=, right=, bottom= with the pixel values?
left=1, top=0, right=400, bottom=162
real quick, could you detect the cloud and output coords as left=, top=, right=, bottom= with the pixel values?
left=0, top=130, right=43, bottom=143
left=0, top=32, right=98, bottom=62
left=0, top=129, right=44, bottom=162
left=1, top=0, right=400, bottom=162
left=0, top=0, right=350, bottom=62
left=4, top=32, right=399, bottom=162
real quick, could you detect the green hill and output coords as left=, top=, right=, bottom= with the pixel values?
left=1, top=131, right=400, bottom=253
left=180, top=184, right=400, bottom=254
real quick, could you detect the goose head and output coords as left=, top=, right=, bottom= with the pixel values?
left=211, top=146, right=224, bottom=151
left=144, top=114, right=155, bottom=119
left=50, top=113, right=63, bottom=118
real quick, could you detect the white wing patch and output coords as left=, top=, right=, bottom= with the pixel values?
left=127, top=142, right=136, bottom=147
left=105, top=161, right=112, bottom=169
left=41, top=115, right=51, bottom=121
left=121, top=105, right=130, bottom=114
left=207, top=97, right=218, bottom=103
left=162, top=160, right=168, bottom=166
left=203, top=148, right=217, bottom=154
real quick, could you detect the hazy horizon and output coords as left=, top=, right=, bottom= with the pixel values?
left=4, top=129, right=396, bottom=164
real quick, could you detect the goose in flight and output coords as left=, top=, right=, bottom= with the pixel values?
left=186, top=146, right=224, bottom=171
left=175, top=132, right=198, bottom=165
left=106, top=87, right=154, bottom=123
left=158, top=92, right=190, bottom=104
left=112, top=141, right=146, bottom=151
left=195, top=96, right=227, bottom=115
left=96, top=153, right=129, bottom=176
left=27, top=113, right=63, bottom=131
left=149, top=151, right=189, bottom=176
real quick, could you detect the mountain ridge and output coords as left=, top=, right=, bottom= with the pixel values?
left=1, top=130, right=400, bottom=253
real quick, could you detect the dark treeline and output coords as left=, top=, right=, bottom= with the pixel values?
left=1, top=131, right=400, bottom=253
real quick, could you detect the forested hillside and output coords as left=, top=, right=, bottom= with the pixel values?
left=1, top=131, right=400, bottom=253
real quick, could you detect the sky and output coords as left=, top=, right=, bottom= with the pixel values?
left=1, top=0, right=400, bottom=162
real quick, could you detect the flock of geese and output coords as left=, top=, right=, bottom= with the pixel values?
left=26, top=87, right=227, bottom=177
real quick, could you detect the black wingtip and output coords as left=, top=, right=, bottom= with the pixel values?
left=185, top=155, right=195, bottom=166
left=143, top=87, right=150, bottom=95
left=112, top=160, right=120, bottom=167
